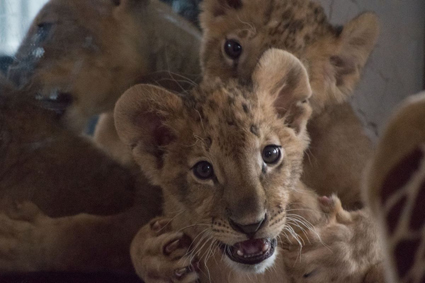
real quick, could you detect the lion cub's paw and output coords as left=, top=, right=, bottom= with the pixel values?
left=0, top=201, right=52, bottom=271
left=318, top=194, right=352, bottom=224
left=131, top=217, right=200, bottom=283
left=2, top=201, right=47, bottom=222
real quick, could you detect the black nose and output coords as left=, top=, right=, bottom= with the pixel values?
left=229, top=216, right=266, bottom=237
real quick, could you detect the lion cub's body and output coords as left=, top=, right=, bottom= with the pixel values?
left=0, top=79, right=162, bottom=272
left=0, top=83, right=137, bottom=217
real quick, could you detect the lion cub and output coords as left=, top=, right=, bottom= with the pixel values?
left=8, top=0, right=201, bottom=133
left=199, top=0, right=380, bottom=209
left=115, top=49, right=383, bottom=282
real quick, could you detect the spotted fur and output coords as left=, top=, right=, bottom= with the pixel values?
left=365, top=92, right=425, bottom=283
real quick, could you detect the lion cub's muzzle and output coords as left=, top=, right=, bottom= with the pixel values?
left=221, top=215, right=277, bottom=265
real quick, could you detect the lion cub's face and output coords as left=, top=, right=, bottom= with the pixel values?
left=116, top=49, right=312, bottom=273
left=8, top=0, right=146, bottom=131
left=200, top=0, right=379, bottom=111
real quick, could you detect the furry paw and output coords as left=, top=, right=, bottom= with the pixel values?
left=131, top=217, right=200, bottom=283
left=282, top=196, right=381, bottom=282
left=318, top=195, right=352, bottom=223
left=0, top=201, right=52, bottom=271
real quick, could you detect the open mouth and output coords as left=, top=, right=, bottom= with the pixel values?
left=222, top=238, right=277, bottom=265
left=36, top=91, right=73, bottom=116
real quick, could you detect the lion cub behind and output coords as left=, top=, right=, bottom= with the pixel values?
left=115, top=49, right=383, bottom=282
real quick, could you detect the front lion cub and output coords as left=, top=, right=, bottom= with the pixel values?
left=116, top=49, right=384, bottom=282
left=115, top=49, right=313, bottom=282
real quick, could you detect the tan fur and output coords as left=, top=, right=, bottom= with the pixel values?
left=281, top=194, right=383, bottom=283
left=0, top=79, right=162, bottom=272
left=94, top=112, right=135, bottom=166
left=0, top=86, right=136, bottom=217
left=199, top=0, right=379, bottom=209
left=115, top=49, right=383, bottom=282
left=8, top=0, right=201, bottom=133
left=365, top=92, right=425, bottom=283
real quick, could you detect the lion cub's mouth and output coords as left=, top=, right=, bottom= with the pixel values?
left=222, top=238, right=277, bottom=265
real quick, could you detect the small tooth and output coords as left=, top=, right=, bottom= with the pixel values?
left=237, top=249, right=244, bottom=256
left=262, top=244, right=270, bottom=252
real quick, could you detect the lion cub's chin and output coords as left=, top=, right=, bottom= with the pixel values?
left=222, top=238, right=278, bottom=274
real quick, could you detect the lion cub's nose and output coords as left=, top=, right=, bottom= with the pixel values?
left=229, top=216, right=266, bottom=237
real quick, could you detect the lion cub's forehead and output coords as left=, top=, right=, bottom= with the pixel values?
left=182, top=81, right=270, bottom=154
left=190, top=82, right=258, bottom=128
left=220, top=0, right=335, bottom=53
left=263, top=0, right=333, bottom=49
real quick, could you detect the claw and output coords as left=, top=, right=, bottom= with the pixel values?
left=151, top=220, right=162, bottom=232
left=318, top=196, right=333, bottom=207
left=175, top=266, right=189, bottom=278
left=165, top=239, right=180, bottom=255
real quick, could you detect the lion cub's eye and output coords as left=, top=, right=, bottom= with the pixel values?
left=224, top=39, right=242, bottom=60
left=193, top=161, right=214, bottom=180
left=262, top=145, right=282, bottom=164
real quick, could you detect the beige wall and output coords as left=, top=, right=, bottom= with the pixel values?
left=317, top=0, right=425, bottom=139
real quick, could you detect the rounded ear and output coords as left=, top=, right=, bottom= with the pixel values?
left=306, top=12, right=379, bottom=112
left=333, top=12, right=379, bottom=87
left=252, top=48, right=312, bottom=136
left=114, top=84, right=183, bottom=183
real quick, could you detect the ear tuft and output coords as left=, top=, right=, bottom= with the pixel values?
left=253, top=49, right=312, bottom=135
left=340, top=12, right=380, bottom=46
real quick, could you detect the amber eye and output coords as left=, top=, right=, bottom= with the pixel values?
left=224, top=39, right=242, bottom=59
left=262, top=145, right=282, bottom=164
left=193, top=161, right=214, bottom=180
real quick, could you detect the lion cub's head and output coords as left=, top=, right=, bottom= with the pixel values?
left=115, top=49, right=312, bottom=273
left=8, top=0, right=148, bottom=131
left=199, top=0, right=379, bottom=113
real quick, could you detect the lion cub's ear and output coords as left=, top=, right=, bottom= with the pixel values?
left=252, top=49, right=312, bottom=137
left=332, top=12, right=379, bottom=96
left=114, top=84, right=183, bottom=184
left=310, top=12, right=379, bottom=109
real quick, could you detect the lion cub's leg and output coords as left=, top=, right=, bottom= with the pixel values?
left=0, top=201, right=153, bottom=273
left=130, top=218, right=200, bottom=283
